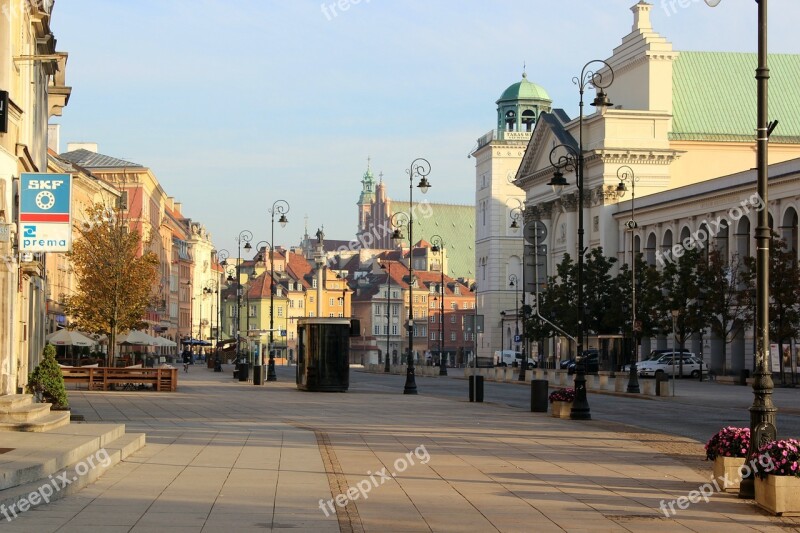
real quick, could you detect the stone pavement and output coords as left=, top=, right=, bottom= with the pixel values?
left=3, top=364, right=798, bottom=532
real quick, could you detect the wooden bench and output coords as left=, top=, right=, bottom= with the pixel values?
left=61, top=367, right=178, bottom=392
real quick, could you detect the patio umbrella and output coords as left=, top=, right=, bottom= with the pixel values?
left=46, top=329, right=97, bottom=347
left=152, top=336, right=177, bottom=347
left=117, top=330, right=159, bottom=346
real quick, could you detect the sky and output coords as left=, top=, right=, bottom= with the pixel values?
left=50, top=0, right=800, bottom=258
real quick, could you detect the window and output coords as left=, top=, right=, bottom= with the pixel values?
left=249, top=305, right=257, bottom=317
left=392, top=290, right=399, bottom=298
left=312, top=279, right=317, bottom=289
left=310, top=296, right=315, bottom=303
left=392, top=325, right=398, bottom=335
left=289, top=300, right=294, bottom=308
left=451, top=332, right=456, bottom=341
left=299, top=300, right=304, bottom=308
left=450, top=315, right=456, bottom=323
left=374, top=325, right=381, bottom=335
left=422, top=296, right=426, bottom=303
left=289, top=331, right=294, bottom=340
left=338, top=312, right=343, bottom=317
left=383, top=326, right=388, bottom=335
left=392, top=304, right=399, bottom=316
left=374, top=305, right=382, bottom=316
left=329, top=298, right=334, bottom=306
left=430, top=332, right=436, bottom=340
left=430, top=315, right=435, bottom=323
left=463, top=303, right=468, bottom=309
left=277, top=307, right=283, bottom=317
left=451, top=302, right=457, bottom=310
left=329, top=313, right=334, bottom=317
left=309, top=312, right=315, bottom=317
left=470, top=302, right=475, bottom=309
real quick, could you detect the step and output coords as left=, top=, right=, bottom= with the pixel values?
left=0, top=395, right=33, bottom=410
left=0, top=411, right=71, bottom=433
left=0, top=431, right=146, bottom=517
left=0, top=423, right=127, bottom=491
left=0, top=402, right=53, bottom=423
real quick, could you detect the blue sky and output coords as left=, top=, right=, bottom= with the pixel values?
left=51, top=0, right=800, bottom=257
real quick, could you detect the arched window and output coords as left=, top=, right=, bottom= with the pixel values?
left=505, top=110, right=516, bottom=132
left=645, top=232, right=657, bottom=266
left=781, top=207, right=798, bottom=252
left=521, top=110, right=535, bottom=132
left=736, top=217, right=750, bottom=257
left=715, top=219, right=729, bottom=263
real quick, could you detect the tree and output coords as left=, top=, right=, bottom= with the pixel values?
left=698, top=249, right=754, bottom=375
left=659, top=247, right=706, bottom=355
left=748, top=238, right=800, bottom=385
left=616, top=253, right=662, bottom=364
left=64, top=203, right=160, bottom=366
left=26, top=344, right=68, bottom=408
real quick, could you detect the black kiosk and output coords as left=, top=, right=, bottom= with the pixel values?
left=296, top=317, right=350, bottom=392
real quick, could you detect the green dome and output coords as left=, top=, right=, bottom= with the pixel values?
left=498, top=73, right=551, bottom=103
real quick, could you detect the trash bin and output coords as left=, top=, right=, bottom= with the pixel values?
left=475, top=375, right=484, bottom=403
left=740, top=369, right=750, bottom=386
left=238, top=363, right=249, bottom=382
left=655, top=372, right=669, bottom=395
left=469, top=375, right=475, bottom=402
left=253, top=365, right=265, bottom=385
left=531, top=380, right=548, bottom=412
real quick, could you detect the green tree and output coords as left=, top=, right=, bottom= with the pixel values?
left=26, top=344, right=68, bottom=409
left=699, top=249, right=754, bottom=375
left=659, top=247, right=706, bottom=353
left=64, top=203, right=160, bottom=366
left=582, top=248, right=620, bottom=335
left=616, top=253, right=663, bottom=364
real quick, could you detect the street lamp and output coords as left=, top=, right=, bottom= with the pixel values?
left=217, top=249, right=230, bottom=369
left=430, top=235, right=447, bottom=376
left=616, top=165, right=641, bottom=394
left=380, top=261, right=392, bottom=372
left=185, top=280, right=192, bottom=358
left=547, top=59, right=614, bottom=421
left=267, top=200, right=290, bottom=382
left=508, top=274, right=520, bottom=365
left=391, top=157, right=431, bottom=395
left=500, top=310, right=506, bottom=355
left=204, top=279, right=218, bottom=365
left=235, top=230, right=253, bottom=367
left=509, top=203, right=529, bottom=382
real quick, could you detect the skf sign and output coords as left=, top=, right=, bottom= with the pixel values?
left=19, top=173, right=72, bottom=252
left=0, top=90, right=7, bottom=134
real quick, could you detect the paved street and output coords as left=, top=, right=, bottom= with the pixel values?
left=363, top=369, right=800, bottom=443
left=4, top=365, right=799, bottom=532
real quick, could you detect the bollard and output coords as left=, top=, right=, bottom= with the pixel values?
left=475, top=375, right=484, bottom=402
left=655, top=373, right=669, bottom=396
left=469, top=375, right=475, bottom=402
left=531, top=380, right=548, bottom=412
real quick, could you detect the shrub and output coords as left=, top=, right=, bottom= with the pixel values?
left=705, top=426, right=750, bottom=461
left=757, top=439, right=800, bottom=477
left=548, top=387, right=575, bottom=403
left=26, top=343, right=69, bottom=409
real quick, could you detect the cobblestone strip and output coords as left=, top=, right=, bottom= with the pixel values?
left=285, top=420, right=364, bottom=533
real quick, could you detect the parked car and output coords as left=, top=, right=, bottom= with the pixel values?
left=638, top=352, right=704, bottom=378
left=622, top=349, right=692, bottom=372
left=560, top=358, right=576, bottom=369
left=494, top=350, right=535, bottom=369
left=567, top=350, right=599, bottom=375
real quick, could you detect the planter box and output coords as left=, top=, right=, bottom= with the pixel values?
left=713, top=456, right=745, bottom=492
left=550, top=401, right=574, bottom=418
left=755, top=475, right=800, bottom=516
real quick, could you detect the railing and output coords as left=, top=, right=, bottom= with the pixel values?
left=61, top=367, right=178, bottom=391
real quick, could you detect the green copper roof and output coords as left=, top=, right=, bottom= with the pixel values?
left=394, top=201, right=475, bottom=280
left=498, top=73, right=551, bottom=104
left=672, top=52, right=800, bottom=143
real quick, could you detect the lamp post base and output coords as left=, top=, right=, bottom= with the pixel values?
left=627, top=364, right=641, bottom=393
left=570, top=368, right=591, bottom=420
left=267, top=358, right=277, bottom=381
left=438, top=359, right=447, bottom=376
left=404, top=366, right=418, bottom=394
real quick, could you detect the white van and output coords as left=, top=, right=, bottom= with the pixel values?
left=494, top=350, right=536, bottom=368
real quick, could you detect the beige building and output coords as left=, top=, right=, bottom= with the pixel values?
left=0, top=1, right=70, bottom=394
left=513, top=1, right=800, bottom=372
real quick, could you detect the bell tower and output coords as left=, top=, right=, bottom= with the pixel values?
left=356, top=157, right=376, bottom=235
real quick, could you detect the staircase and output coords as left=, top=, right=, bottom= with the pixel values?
left=0, top=394, right=146, bottom=513
left=0, top=394, right=71, bottom=432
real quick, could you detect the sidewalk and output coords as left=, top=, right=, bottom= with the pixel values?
left=2, top=365, right=797, bottom=532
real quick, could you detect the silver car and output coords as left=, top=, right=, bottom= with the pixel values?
left=638, top=353, right=704, bottom=378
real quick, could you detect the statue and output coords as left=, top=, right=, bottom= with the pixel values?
left=315, top=227, right=324, bottom=244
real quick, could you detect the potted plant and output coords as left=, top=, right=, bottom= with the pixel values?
left=705, top=426, right=750, bottom=492
left=26, top=343, right=69, bottom=410
left=755, top=438, right=800, bottom=516
left=549, top=388, right=575, bottom=419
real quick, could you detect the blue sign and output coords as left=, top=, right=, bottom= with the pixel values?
left=514, top=334, right=522, bottom=343
left=280, top=330, right=287, bottom=337
left=19, top=173, right=72, bottom=252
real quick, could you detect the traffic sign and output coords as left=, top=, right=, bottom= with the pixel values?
left=514, top=334, right=522, bottom=343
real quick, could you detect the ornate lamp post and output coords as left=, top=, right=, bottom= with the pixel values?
left=547, top=59, right=614, bottom=420
left=235, top=230, right=253, bottom=367
left=616, top=165, right=641, bottom=393
left=390, top=158, right=431, bottom=395
left=267, top=200, right=289, bottom=382
left=217, top=249, right=230, bottom=368
left=500, top=310, right=506, bottom=354
left=508, top=274, right=520, bottom=368
left=509, top=204, right=529, bottom=381
left=380, top=261, right=392, bottom=372
left=430, top=235, right=447, bottom=375
left=203, top=280, right=218, bottom=365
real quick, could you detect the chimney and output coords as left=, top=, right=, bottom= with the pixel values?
left=631, top=0, right=652, bottom=32
left=47, top=124, right=60, bottom=153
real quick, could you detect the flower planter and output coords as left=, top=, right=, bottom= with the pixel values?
left=712, top=456, right=745, bottom=492
left=550, top=401, right=573, bottom=419
left=755, top=475, right=800, bottom=516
